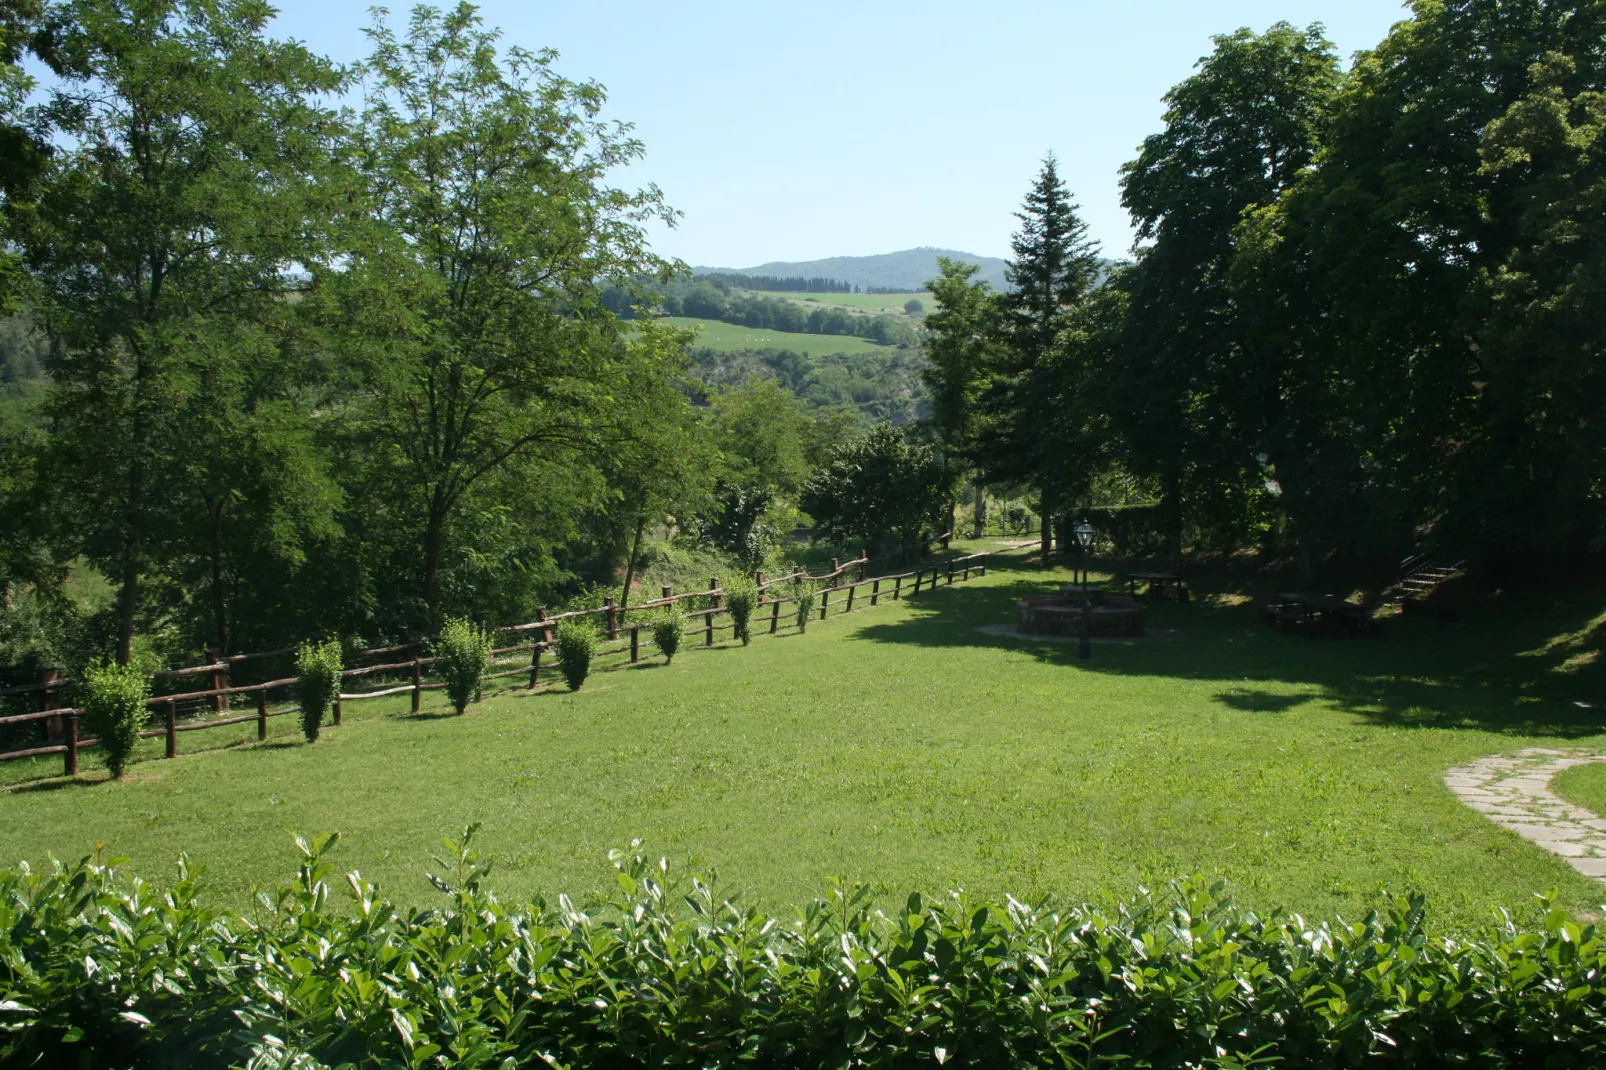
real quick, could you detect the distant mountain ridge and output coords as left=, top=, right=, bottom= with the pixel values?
left=695, top=247, right=1010, bottom=292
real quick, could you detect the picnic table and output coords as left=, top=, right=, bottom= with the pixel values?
left=1128, top=572, right=1190, bottom=603
left=1266, top=591, right=1370, bottom=636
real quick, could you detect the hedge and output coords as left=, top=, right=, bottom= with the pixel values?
left=0, top=833, right=1602, bottom=1068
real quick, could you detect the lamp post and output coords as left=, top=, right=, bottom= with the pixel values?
left=1073, top=519, right=1094, bottom=660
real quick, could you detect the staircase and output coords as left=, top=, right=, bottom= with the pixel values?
left=1381, top=554, right=1465, bottom=608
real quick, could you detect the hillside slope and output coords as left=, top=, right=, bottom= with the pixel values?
left=698, top=247, right=1009, bottom=291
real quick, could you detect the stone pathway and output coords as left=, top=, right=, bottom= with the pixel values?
left=1444, top=748, right=1606, bottom=882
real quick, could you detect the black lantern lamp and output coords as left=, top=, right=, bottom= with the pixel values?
left=1073, top=519, right=1094, bottom=660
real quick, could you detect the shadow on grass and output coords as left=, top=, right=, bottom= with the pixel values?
left=853, top=547, right=1606, bottom=739
left=5, top=775, right=101, bottom=794
left=1216, top=689, right=1314, bottom=713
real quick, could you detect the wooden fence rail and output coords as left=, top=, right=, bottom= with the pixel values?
left=0, top=551, right=989, bottom=778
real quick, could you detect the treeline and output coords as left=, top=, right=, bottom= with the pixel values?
left=604, top=277, right=922, bottom=346
left=0, top=0, right=952, bottom=682
left=696, top=273, right=854, bottom=293
left=926, top=4, right=1606, bottom=579
left=687, top=346, right=929, bottom=427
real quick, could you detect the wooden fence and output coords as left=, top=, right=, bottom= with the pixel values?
left=0, top=550, right=990, bottom=778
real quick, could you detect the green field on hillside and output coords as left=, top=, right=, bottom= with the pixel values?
left=3, top=541, right=1605, bottom=928
left=762, top=291, right=932, bottom=314
left=665, top=316, right=889, bottom=355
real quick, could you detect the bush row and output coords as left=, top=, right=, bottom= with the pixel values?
left=1, top=833, right=1602, bottom=1068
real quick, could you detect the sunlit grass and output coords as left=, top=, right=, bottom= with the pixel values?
left=1, top=540, right=1604, bottom=928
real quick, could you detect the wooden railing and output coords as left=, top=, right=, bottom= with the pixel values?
left=0, top=551, right=990, bottom=778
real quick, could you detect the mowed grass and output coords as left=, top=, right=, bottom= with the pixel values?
left=663, top=316, right=887, bottom=355
left=3, top=542, right=1605, bottom=928
left=1554, top=761, right=1606, bottom=818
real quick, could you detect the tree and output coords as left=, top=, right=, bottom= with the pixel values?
left=802, top=423, right=953, bottom=556
left=973, top=156, right=1101, bottom=562
left=17, top=0, right=345, bottom=663
left=903, top=298, right=923, bottom=315
left=319, top=3, right=680, bottom=620
left=922, top=258, right=1002, bottom=537
left=1113, top=23, right=1340, bottom=562
left=1235, top=0, right=1606, bottom=569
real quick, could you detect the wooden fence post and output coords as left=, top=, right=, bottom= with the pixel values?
left=846, top=581, right=856, bottom=613
left=165, top=698, right=177, bottom=759
left=769, top=598, right=780, bottom=634
left=64, top=712, right=78, bottom=777
left=860, top=549, right=870, bottom=581
left=257, top=688, right=268, bottom=741
left=530, top=608, right=548, bottom=687
left=605, top=597, right=618, bottom=641
left=630, top=625, right=639, bottom=663
left=831, top=557, right=840, bottom=583
left=410, top=658, right=422, bottom=710
left=912, top=571, right=922, bottom=596
left=870, top=579, right=880, bottom=606
left=39, top=666, right=60, bottom=743
left=820, top=586, right=831, bottom=620
left=207, top=649, right=226, bottom=714
left=333, top=693, right=342, bottom=727
left=947, top=561, right=955, bottom=585
left=755, top=571, right=765, bottom=588
left=894, top=575, right=903, bottom=600
left=710, top=577, right=722, bottom=611
left=661, top=585, right=672, bottom=601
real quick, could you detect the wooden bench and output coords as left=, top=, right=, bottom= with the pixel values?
left=1128, top=572, right=1189, bottom=603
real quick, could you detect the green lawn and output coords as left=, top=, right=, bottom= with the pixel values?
left=1554, top=761, right=1606, bottom=817
left=664, top=316, right=887, bottom=355
left=763, top=291, right=931, bottom=315
left=3, top=541, right=1605, bottom=928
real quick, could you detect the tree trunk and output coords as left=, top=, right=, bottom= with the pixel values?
left=208, top=502, right=229, bottom=653
left=1162, top=464, right=1184, bottom=569
left=422, top=498, right=447, bottom=615
left=1039, top=489, right=1054, bottom=568
left=972, top=482, right=986, bottom=538
left=115, top=515, right=140, bottom=666
left=620, top=512, right=646, bottom=612
left=945, top=500, right=956, bottom=544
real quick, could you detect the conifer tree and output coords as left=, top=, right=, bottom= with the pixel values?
left=974, top=156, right=1101, bottom=561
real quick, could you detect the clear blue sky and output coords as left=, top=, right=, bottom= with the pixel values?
left=266, top=0, right=1413, bottom=268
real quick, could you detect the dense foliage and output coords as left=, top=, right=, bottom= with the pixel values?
left=0, top=837, right=1602, bottom=1068
left=723, top=577, right=758, bottom=645
left=651, top=606, right=683, bottom=664
left=804, top=424, right=953, bottom=557
left=78, top=661, right=148, bottom=778
left=432, top=617, right=493, bottom=716
left=554, top=622, right=595, bottom=690
left=922, top=3, right=1606, bottom=582
left=293, top=639, right=342, bottom=742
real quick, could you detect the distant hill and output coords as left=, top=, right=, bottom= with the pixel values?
left=696, top=247, right=1010, bottom=292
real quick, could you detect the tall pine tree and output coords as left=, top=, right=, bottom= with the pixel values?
left=974, top=155, right=1101, bottom=562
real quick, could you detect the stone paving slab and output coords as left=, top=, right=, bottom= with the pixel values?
left=1445, top=748, right=1606, bottom=884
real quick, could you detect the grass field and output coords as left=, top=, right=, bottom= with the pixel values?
left=1554, top=761, right=1606, bottom=817
left=761, top=291, right=932, bottom=315
left=3, top=541, right=1605, bottom=928
left=664, top=316, right=888, bottom=355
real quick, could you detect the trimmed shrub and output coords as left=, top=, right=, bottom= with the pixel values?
left=725, top=577, right=759, bottom=645
left=0, top=841, right=1603, bottom=1069
left=434, top=616, right=494, bottom=715
left=794, top=580, right=817, bottom=633
left=294, top=639, right=342, bottom=742
left=554, top=622, right=594, bottom=690
left=80, top=661, right=149, bottom=779
left=652, top=606, right=683, bottom=664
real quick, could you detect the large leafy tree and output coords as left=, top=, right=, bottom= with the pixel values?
left=319, top=3, right=683, bottom=621
left=802, top=423, right=952, bottom=557
left=1239, top=0, right=1606, bottom=566
left=1113, top=23, right=1340, bottom=562
left=16, top=0, right=345, bottom=662
left=922, top=257, right=1003, bottom=537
